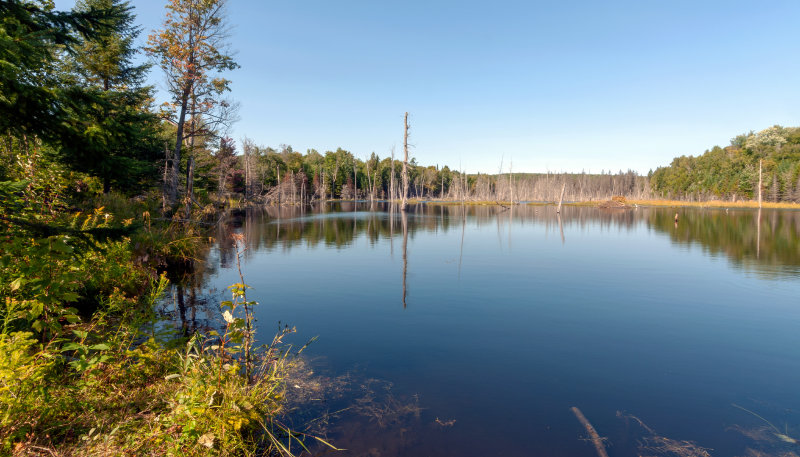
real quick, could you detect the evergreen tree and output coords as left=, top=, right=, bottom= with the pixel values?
left=71, top=0, right=147, bottom=91
left=56, top=0, right=162, bottom=193
left=0, top=0, right=117, bottom=140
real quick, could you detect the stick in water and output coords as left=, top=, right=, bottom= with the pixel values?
left=571, top=407, right=610, bottom=457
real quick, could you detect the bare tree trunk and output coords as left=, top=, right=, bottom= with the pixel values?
left=401, top=112, right=410, bottom=211
left=331, top=158, right=339, bottom=200
left=242, top=140, right=250, bottom=200
left=277, top=166, right=282, bottom=205
left=169, top=88, right=190, bottom=206
left=184, top=116, right=196, bottom=219
left=372, top=162, right=377, bottom=204
left=390, top=147, right=396, bottom=202
left=557, top=182, right=566, bottom=213
left=366, top=158, right=372, bottom=203
left=509, top=160, right=513, bottom=204
left=758, top=159, right=763, bottom=208
left=162, top=142, right=170, bottom=212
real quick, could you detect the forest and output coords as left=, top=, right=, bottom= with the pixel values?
left=649, top=125, right=800, bottom=203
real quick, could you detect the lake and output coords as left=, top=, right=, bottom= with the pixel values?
left=171, top=203, right=800, bottom=456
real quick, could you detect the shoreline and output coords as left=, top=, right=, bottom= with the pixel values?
left=621, top=199, right=800, bottom=210
left=335, top=198, right=800, bottom=210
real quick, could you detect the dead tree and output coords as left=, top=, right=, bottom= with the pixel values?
left=401, top=112, right=410, bottom=211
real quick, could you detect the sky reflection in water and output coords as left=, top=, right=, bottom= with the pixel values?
left=198, top=204, right=800, bottom=457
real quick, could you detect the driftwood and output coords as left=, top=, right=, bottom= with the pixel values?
left=571, top=406, right=610, bottom=457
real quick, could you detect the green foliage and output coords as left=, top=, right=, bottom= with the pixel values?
left=651, top=125, right=800, bottom=202
left=59, top=0, right=163, bottom=194
left=56, top=85, right=164, bottom=194
left=0, top=153, right=318, bottom=455
left=0, top=0, right=123, bottom=139
left=71, top=0, right=147, bottom=90
left=0, top=273, right=322, bottom=455
left=0, top=331, right=55, bottom=447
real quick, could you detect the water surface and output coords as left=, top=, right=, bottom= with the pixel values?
left=182, top=204, right=800, bottom=456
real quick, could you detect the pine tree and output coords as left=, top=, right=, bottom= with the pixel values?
left=71, top=0, right=147, bottom=91
left=0, top=0, right=115, bottom=140
left=56, top=0, right=161, bottom=193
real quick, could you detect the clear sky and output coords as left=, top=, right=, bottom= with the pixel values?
left=55, top=0, right=800, bottom=174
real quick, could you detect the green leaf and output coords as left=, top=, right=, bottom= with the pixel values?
left=29, top=301, right=44, bottom=320
left=62, top=342, right=83, bottom=351
left=31, top=320, right=44, bottom=333
left=89, top=344, right=110, bottom=351
left=49, top=237, right=74, bottom=254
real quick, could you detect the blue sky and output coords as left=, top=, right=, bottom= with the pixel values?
left=55, top=0, right=800, bottom=174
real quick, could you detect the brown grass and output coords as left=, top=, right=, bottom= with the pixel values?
left=626, top=199, right=800, bottom=209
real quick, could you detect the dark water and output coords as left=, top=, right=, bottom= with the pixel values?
left=182, top=203, right=800, bottom=456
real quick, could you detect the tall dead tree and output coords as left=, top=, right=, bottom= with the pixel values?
left=401, top=112, right=410, bottom=211
left=509, top=160, right=513, bottom=204
left=758, top=159, right=763, bottom=208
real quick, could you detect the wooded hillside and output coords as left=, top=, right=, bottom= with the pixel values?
left=649, top=126, right=800, bottom=202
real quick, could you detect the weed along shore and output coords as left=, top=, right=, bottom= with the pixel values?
left=0, top=190, right=333, bottom=455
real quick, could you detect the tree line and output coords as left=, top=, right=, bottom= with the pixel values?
left=650, top=125, right=800, bottom=202
left=234, top=142, right=650, bottom=204
left=3, top=0, right=795, bottom=208
left=0, top=0, right=649, bottom=209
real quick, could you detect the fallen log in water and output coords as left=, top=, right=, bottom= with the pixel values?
left=571, top=406, right=610, bottom=457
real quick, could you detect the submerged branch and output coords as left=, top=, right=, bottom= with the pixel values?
left=571, top=406, right=609, bottom=457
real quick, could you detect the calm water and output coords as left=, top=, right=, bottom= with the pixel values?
left=177, top=204, right=800, bottom=456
